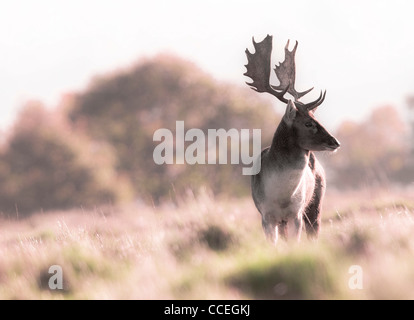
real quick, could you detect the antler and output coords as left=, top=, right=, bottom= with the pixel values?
left=244, top=35, right=326, bottom=112
left=244, top=35, right=288, bottom=104
left=272, top=40, right=313, bottom=100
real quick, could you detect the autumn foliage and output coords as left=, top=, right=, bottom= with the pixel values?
left=0, top=102, right=132, bottom=215
left=328, top=105, right=412, bottom=188
left=0, top=55, right=412, bottom=215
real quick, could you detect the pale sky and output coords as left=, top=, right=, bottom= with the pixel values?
left=1, top=0, right=414, bottom=131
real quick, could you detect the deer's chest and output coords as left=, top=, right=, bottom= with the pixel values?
left=261, top=166, right=315, bottom=220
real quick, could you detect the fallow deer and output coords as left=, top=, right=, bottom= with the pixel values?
left=244, top=35, right=340, bottom=244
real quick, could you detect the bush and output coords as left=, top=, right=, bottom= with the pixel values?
left=328, top=105, right=410, bottom=188
left=0, top=102, right=133, bottom=215
left=67, top=54, right=279, bottom=203
left=199, top=224, right=235, bottom=251
left=228, top=250, right=337, bottom=299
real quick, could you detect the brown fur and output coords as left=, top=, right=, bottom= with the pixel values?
left=251, top=105, right=339, bottom=243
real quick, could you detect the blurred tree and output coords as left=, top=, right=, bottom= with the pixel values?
left=402, top=95, right=414, bottom=183
left=328, top=105, right=410, bottom=188
left=407, top=96, right=414, bottom=150
left=0, top=101, right=133, bottom=215
left=67, top=54, right=279, bottom=203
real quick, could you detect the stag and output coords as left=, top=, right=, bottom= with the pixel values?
left=244, top=35, right=340, bottom=244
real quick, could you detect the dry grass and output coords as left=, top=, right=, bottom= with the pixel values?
left=1, top=187, right=414, bottom=299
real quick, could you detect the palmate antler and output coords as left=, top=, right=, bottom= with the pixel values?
left=272, top=39, right=314, bottom=100
left=244, top=34, right=326, bottom=112
left=244, top=35, right=289, bottom=103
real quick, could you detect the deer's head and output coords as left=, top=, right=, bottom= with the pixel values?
left=244, top=35, right=340, bottom=152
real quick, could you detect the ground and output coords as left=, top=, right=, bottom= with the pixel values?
left=1, top=187, right=414, bottom=299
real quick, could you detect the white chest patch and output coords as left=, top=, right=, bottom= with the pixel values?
left=261, top=166, right=315, bottom=221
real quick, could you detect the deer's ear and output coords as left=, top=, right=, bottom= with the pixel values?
left=283, top=100, right=297, bottom=126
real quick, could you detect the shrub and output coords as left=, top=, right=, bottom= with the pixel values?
left=67, top=55, right=279, bottom=203
left=0, top=102, right=133, bottom=215
left=228, top=250, right=337, bottom=299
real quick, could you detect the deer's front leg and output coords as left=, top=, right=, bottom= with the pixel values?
left=293, top=215, right=303, bottom=242
left=262, top=213, right=280, bottom=245
left=278, top=220, right=288, bottom=240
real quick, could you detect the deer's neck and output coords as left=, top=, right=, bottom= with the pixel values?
left=269, top=120, right=310, bottom=170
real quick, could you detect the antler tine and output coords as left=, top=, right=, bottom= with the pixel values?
left=244, top=35, right=288, bottom=104
left=304, top=90, right=327, bottom=111
left=272, top=40, right=314, bottom=101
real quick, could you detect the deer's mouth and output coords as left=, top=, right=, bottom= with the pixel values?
left=323, top=143, right=340, bottom=151
left=323, top=137, right=341, bottom=151
left=326, top=146, right=339, bottom=152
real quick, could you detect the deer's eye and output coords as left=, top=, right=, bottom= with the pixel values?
left=305, top=122, right=313, bottom=128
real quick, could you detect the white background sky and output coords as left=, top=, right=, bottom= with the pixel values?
left=1, top=0, right=414, bottom=131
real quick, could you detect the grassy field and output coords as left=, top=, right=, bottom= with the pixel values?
left=1, top=187, right=414, bottom=299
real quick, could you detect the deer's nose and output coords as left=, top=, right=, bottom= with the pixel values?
left=329, top=137, right=340, bottom=149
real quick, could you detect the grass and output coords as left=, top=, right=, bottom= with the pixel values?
left=1, top=187, right=414, bottom=299
left=227, top=247, right=338, bottom=299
